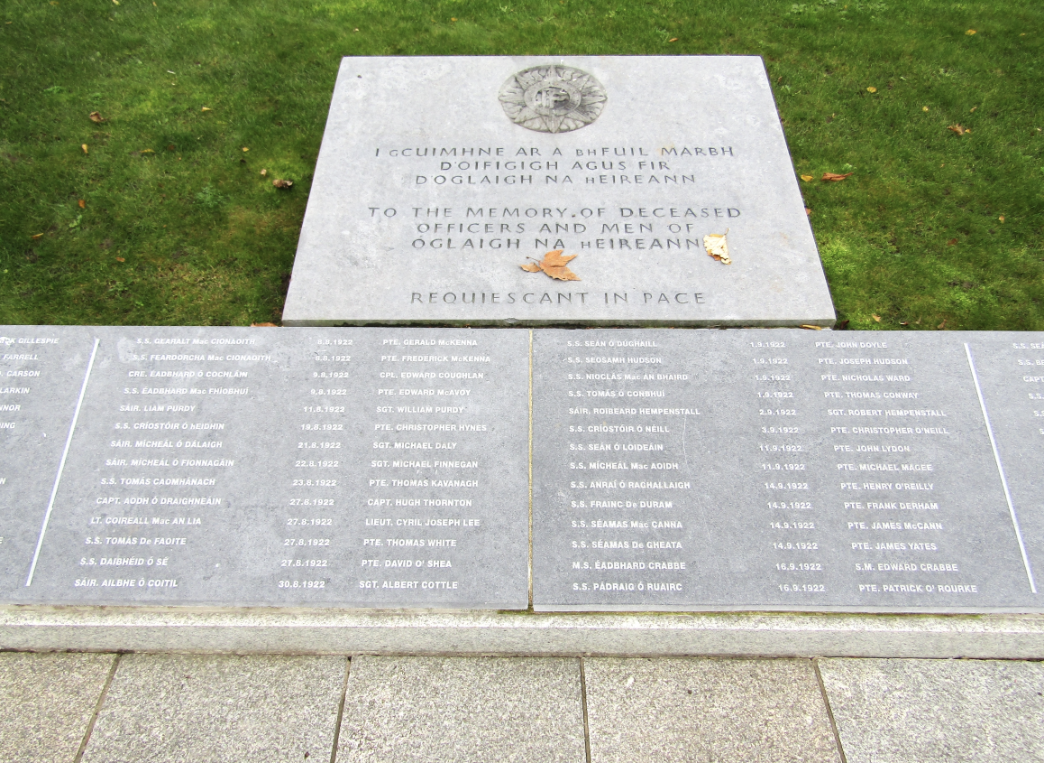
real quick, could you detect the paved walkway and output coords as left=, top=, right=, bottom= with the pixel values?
left=1, top=652, right=1041, bottom=762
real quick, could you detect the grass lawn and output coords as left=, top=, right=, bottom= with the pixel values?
left=0, top=0, right=1041, bottom=329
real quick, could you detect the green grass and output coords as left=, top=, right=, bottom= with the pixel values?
left=0, top=0, right=1041, bottom=328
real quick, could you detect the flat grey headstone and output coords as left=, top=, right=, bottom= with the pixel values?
left=532, top=329, right=1042, bottom=612
left=282, top=56, right=836, bottom=328
left=11, top=327, right=530, bottom=609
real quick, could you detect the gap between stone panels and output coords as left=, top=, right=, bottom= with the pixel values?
left=73, top=652, right=121, bottom=763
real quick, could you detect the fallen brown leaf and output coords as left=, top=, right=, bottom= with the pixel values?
left=805, top=208, right=812, bottom=216
left=703, top=231, right=731, bottom=264
left=822, top=172, right=853, bottom=182
left=799, top=325, right=823, bottom=330
left=872, top=314, right=882, bottom=322
left=31, top=233, right=45, bottom=240
left=947, top=124, right=967, bottom=136
left=520, top=250, right=580, bottom=281
left=260, top=169, right=268, bottom=177
left=272, top=178, right=293, bottom=189
left=115, top=256, right=125, bottom=262
left=938, top=319, right=947, bottom=329
left=668, top=37, right=678, bottom=42
left=800, top=174, right=814, bottom=182
left=947, top=238, right=958, bottom=245
left=251, top=322, right=278, bottom=327
left=900, top=321, right=909, bottom=326
left=78, top=199, right=85, bottom=209
left=89, top=111, right=105, bottom=123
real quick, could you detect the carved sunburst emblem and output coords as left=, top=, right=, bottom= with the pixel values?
left=498, top=65, right=606, bottom=134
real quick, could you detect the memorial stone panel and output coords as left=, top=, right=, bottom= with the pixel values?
left=961, top=335, right=1044, bottom=591
left=281, top=56, right=836, bottom=328
left=532, top=329, right=1042, bottom=612
left=0, top=327, right=97, bottom=597
left=4, top=327, right=530, bottom=609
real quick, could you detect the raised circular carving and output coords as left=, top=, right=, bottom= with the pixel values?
left=498, top=65, right=606, bottom=133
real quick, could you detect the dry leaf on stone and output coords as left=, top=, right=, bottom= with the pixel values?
left=520, top=250, right=580, bottom=281
left=822, top=172, right=852, bottom=181
left=272, top=178, right=293, bottom=189
left=703, top=230, right=731, bottom=264
left=89, top=111, right=105, bottom=123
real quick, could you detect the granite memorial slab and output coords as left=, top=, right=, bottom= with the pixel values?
left=0, top=327, right=98, bottom=598
left=3, top=327, right=530, bottom=609
left=532, top=329, right=1042, bottom=612
left=281, top=56, right=836, bottom=328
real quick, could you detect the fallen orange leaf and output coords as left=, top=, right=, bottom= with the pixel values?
left=668, top=37, right=678, bottom=42
left=999, top=215, right=1006, bottom=223
left=821, top=172, right=853, bottom=181
left=947, top=238, right=959, bottom=245
left=31, top=233, right=44, bottom=240
left=89, top=111, right=105, bottom=123
left=872, top=314, right=881, bottom=322
left=78, top=199, right=85, bottom=209
left=251, top=322, right=278, bottom=327
left=805, top=208, right=812, bottom=216
left=115, top=256, right=125, bottom=262
left=947, top=124, right=967, bottom=136
left=521, top=250, right=580, bottom=281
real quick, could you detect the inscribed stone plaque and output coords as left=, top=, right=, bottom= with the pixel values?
left=532, top=330, right=1041, bottom=612
left=281, top=56, right=836, bottom=328
left=11, top=327, right=530, bottom=609
left=0, top=327, right=97, bottom=596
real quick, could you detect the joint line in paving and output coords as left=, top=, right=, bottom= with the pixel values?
left=813, top=658, right=849, bottom=763
left=329, top=656, right=351, bottom=763
left=579, top=657, right=592, bottom=763
left=74, top=652, right=121, bottom=763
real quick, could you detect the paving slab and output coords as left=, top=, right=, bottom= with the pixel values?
left=81, top=653, right=346, bottom=763
left=584, top=657, right=841, bottom=763
left=0, top=651, right=114, bottom=763
left=818, top=657, right=1044, bottom=763
left=336, top=655, right=586, bottom=763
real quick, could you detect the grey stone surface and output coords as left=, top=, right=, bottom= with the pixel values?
left=584, top=657, right=841, bottom=763
left=0, top=651, right=114, bottom=762
left=337, top=655, right=586, bottom=762
left=14, top=327, right=529, bottom=609
left=282, top=56, right=836, bottom=327
left=0, top=326, right=97, bottom=596
left=963, top=335, right=1044, bottom=593
left=81, top=653, right=345, bottom=763
left=3, top=608, right=1044, bottom=658
left=533, top=329, right=1040, bottom=611
left=819, top=657, right=1044, bottom=762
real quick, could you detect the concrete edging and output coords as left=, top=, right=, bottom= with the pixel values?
left=1, top=607, right=1042, bottom=657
